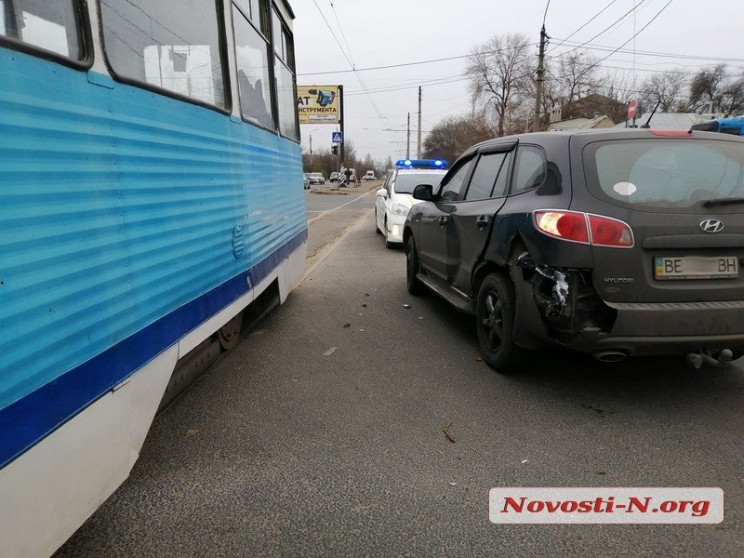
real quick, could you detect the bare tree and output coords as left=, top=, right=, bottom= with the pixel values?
left=689, top=64, right=728, bottom=113
left=640, top=69, right=688, bottom=112
left=549, top=51, right=602, bottom=105
left=466, top=34, right=533, bottom=137
left=723, top=73, right=744, bottom=116
left=422, top=115, right=496, bottom=164
left=598, top=69, right=636, bottom=103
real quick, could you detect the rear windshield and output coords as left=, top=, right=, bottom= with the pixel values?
left=393, top=172, right=444, bottom=195
left=583, top=139, right=744, bottom=213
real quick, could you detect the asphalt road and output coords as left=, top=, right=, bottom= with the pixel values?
left=57, top=211, right=744, bottom=557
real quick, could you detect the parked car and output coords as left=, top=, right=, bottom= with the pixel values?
left=404, top=129, right=744, bottom=371
left=307, top=172, right=325, bottom=185
left=330, top=171, right=339, bottom=182
left=363, top=170, right=376, bottom=180
left=375, top=159, right=448, bottom=248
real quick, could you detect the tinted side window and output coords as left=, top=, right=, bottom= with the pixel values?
left=101, top=0, right=227, bottom=108
left=492, top=151, right=514, bottom=197
left=439, top=159, right=474, bottom=202
left=465, top=152, right=509, bottom=201
left=511, top=146, right=546, bottom=194
left=0, top=0, right=84, bottom=60
left=233, top=3, right=274, bottom=128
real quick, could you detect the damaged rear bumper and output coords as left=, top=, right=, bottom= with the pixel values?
left=511, top=253, right=744, bottom=356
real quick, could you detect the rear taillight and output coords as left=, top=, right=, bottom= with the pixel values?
left=588, top=214, right=634, bottom=247
left=534, top=210, right=634, bottom=248
left=534, top=211, right=589, bottom=243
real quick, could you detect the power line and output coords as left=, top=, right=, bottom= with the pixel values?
left=552, top=39, right=744, bottom=64
left=572, top=0, right=676, bottom=85
left=300, top=38, right=740, bottom=83
left=314, top=0, right=387, bottom=124
left=311, top=0, right=354, bottom=69
left=344, top=75, right=470, bottom=96
left=558, top=0, right=648, bottom=59
left=547, top=0, right=620, bottom=54
left=298, top=43, right=539, bottom=77
left=329, top=1, right=355, bottom=67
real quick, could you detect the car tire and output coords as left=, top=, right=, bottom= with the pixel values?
left=375, top=210, right=382, bottom=234
left=405, top=235, right=424, bottom=296
left=475, top=273, right=528, bottom=373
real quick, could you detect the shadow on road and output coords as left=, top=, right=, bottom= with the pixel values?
left=411, top=284, right=744, bottom=411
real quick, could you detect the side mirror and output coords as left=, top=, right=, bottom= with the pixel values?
left=413, top=184, right=433, bottom=201
left=376, top=188, right=387, bottom=198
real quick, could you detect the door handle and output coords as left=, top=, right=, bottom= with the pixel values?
left=476, top=215, right=490, bottom=229
left=439, top=216, right=448, bottom=227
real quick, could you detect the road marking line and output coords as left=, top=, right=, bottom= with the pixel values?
left=307, top=189, right=376, bottom=225
left=303, top=209, right=373, bottom=280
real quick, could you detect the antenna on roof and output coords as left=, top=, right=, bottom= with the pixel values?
left=640, top=100, right=662, bottom=129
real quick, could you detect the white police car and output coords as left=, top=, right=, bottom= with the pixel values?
left=375, top=159, right=448, bottom=248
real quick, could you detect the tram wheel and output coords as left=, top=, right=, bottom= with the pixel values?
left=217, top=312, right=243, bottom=351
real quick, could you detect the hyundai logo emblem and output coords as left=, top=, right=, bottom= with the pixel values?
left=700, top=219, right=724, bottom=233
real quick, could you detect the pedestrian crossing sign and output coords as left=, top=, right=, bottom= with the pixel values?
left=332, top=131, right=343, bottom=144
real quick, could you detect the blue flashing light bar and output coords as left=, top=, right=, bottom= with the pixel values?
left=395, top=158, right=449, bottom=170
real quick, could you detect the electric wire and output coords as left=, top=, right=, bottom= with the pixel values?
left=547, top=0, right=620, bottom=54
left=558, top=0, right=648, bottom=58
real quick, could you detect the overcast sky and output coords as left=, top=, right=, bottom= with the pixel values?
left=290, top=0, right=744, bottom=163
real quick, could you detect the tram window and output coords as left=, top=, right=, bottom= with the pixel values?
left=272, top=13, right=297, bottom=140
left=0, top=0, right=83, bottom=60
left=100, top=0, right=227, bottom=108
left=271, top=9, right=283, bottom=60
left=234, top=0, right=263, bottom=28
left=233, top=3, right=274, bottom=129
left=275, top=57, right=296, bottom=139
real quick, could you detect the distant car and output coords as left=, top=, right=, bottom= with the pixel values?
left=303, top=173, right=310, bottom=189
left=307, top=172, right=325, bottom=185
left=404, top=129, right=744, bottom=372
left=363, top=170, right=376, bottom=180
left=330, top=172, right=339, bottom=182
left=375, top=159, right=448, bottom=248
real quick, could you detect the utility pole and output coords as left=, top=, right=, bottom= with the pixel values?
left=417, top=87, right=422, bottom=158
left=338, top=84, right=345, bottom=166
left=533, top=25, right=547, bottom=132
left=406, top=112, right=411, bottom=159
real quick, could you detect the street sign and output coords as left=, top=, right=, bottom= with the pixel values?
left=332, top=131, right=343, bottom=144
left=628, top=99, right=638, bottom=120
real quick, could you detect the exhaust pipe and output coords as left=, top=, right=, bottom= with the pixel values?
left=593, top=350, right=628, bottom=363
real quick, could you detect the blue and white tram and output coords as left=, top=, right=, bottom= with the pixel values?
left=0, top=1, right=306, bottom=555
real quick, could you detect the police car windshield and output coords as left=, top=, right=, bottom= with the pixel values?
left=393, top=172, right=443, bottom=195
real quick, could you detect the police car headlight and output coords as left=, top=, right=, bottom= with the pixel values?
left=391, top=203, right=409, bottom=216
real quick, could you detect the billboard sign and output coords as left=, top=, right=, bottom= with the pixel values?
left=298, top=85, right=340, bottom=124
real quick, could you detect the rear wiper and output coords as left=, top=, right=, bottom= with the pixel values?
left=702, top=197, right=744, bottom=207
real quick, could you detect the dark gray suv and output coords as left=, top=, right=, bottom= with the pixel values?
left=404, top=129, right=744, bottom=371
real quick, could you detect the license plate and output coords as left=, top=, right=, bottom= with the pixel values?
left=654, top=256, right=739, bottom=280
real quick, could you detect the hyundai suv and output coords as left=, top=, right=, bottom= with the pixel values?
left=404, top=130, right=744, bottom=371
